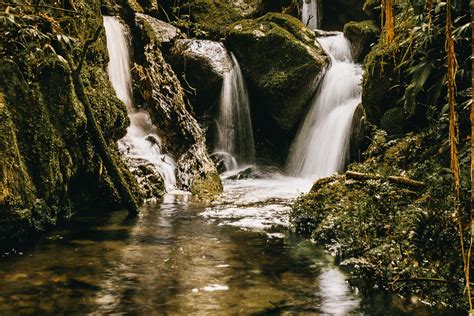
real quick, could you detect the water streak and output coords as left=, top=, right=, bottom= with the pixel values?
left=287, top=33, right=362, bottom=179
left=302, top=0, right=322, bottom=30
left=214, top=53, right=255, bottom=170
left=103, top=16, right=177, bottom=191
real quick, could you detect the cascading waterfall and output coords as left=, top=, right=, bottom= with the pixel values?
left=287, top=33, right=362, bottom=179
left=103, top=16, right=177, bottom=191
left=302, top=0, right=322, bottom=30
left=214, top=53, right=255, bottom=170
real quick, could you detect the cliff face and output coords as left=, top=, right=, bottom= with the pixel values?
left=0, top=1, right=140, bottom=247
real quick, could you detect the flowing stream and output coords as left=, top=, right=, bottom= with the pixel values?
left=214, top=53, right=255, bottom=171
left=104, top=16, right=177, bottom=191
left=287, top=33, right=362, bottom=179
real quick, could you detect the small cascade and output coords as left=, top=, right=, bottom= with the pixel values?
left=103, top=16, right=177, bottom=192
left=302, top=0, right=322, bottom=30
left=287, top=33, right=362, bottom=179
left=214, top=53, right=255, bottom=171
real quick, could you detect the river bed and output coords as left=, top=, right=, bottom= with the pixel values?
left=0, top=171, right=446, bottom=314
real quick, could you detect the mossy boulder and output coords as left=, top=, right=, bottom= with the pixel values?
left=343, top=20, right=379, bottom=62
left=291, top=128, right=470, bottom=308
left=135, top=13, right=185, bottom=53
left=0, top=1, right=142, bottom=248
left=170, top=0, right=262, bottom=39
left=168, top=39, right=233, bottom=116
left=361, top=43, right=400, bottom=126
left=133, top=13, right=222, bottom=197
left=226, top=13, right=328, bottom=160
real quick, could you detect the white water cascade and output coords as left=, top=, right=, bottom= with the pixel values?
left=103, top=16, right=177, bottom=191
left=287, top=33, right=362, bottom=179
left=302, top=0, right=321, bottom=30
left=214, top=53, right=255, bottom=170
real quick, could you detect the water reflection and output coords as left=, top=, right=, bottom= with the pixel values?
left=0, top=176, right=453, bottom=314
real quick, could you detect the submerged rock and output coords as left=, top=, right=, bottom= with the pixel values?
left=226, top=13, right=328, bottom=160
left=133, top=13, right=222, bottom=197
left=168, top=39, right=233, bottom=116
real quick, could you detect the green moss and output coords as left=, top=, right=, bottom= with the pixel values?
left=290, top=127, right=470, bottom=308
left=176, top=0, right=261, bottom=39
left=190, top=172, right=223, bottom=200
left=343, top=19, right=379, bottom=36
left=226, top=13, right=327, bottom=131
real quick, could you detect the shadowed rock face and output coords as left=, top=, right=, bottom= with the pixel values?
left=132, top=14, right=222, bottom=197
left=0, top=0, right=141, bottom=247
left=168, top=39, right=233, bottom=117
left=226, top=13, right=328, bottom=162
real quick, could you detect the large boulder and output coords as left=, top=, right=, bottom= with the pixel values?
left=167, top=39, right=233, bottom=116
left=343, top=20, right=379, bottom=62
left=226, top=13, right=328, bottom=160
left=135, top=13, right=185, bottom=52
left=168, top=0, right=262, bottom=39
left=133, top=13, right=222, bottom=197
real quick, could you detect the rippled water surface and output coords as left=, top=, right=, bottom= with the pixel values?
left=0, top=171, right=450, bottom=314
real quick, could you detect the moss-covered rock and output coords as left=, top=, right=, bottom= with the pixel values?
left=361, top=43, right=401, bottom=126
left=170, top=0, right=262, bottom=39
left=167, top=39, right=233, bottom=117
left=291, top=127, right=470, bottom=308
left=0, top=1, right=141, bottom=248
left=343, top=20, right=379, bottom=62
left=226, top=13, right=328, bottom=161
left=132, top=13, right=222, bottom=197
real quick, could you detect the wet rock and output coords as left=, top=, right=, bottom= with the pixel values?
left=226, top=13, right=328, bottom=160
left=133, top=13, right=222, bottom=197
left=135, top=14, right=184, bottom=52
left=210, top=152, right=238, bottom=173
left=168, top=39, right=233, bottom=116
left=349, top=103, right=370, bottom=162
left=343, top=20, right=379, bottom=63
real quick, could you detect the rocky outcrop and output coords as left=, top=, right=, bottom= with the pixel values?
left=168, top=39, right=233, bottom=116
left=343, top=20, right=379, bottom=62
left=226, top=13, right=328, bottom=161
left=135, top=13, right=184, bottom=52
left=132, top=13, right=222, bottom=196
left=0, top=1, right=140, bottom=247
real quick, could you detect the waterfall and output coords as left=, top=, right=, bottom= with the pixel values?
left=302, top=0, right=321, bottom=30
left=287, top=33, right=362, bottom=179
left=103, top=16, right=177, bottom=192
left=214, top=53, right=255, bottom=170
